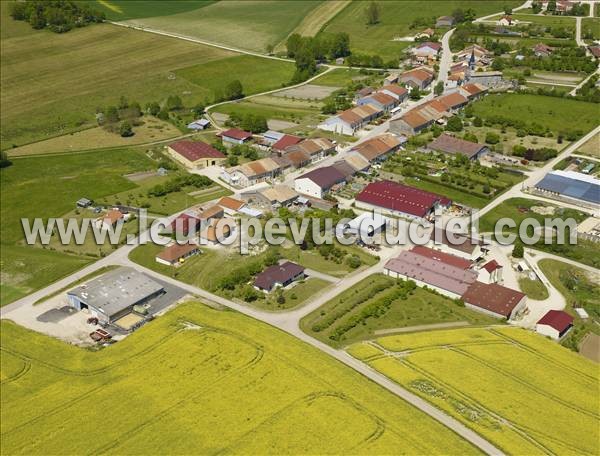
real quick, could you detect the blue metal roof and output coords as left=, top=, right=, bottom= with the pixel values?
left=535, top=173, right=600, bottom=204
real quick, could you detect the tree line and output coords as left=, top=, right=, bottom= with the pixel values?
left=10, top=0, right=104, bottom=33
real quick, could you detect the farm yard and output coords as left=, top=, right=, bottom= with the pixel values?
left=320, top=1, right=522, bottom=60
left=121, top=0, right=323, bottom=53
left=0, top=5, right=295, bottom=149
left=301, top=274, right=498, bottom=347
left=348, top=326, right=600, bottom=455
left=0, top=303, right=480, bottom=454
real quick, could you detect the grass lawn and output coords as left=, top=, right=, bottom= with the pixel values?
left=122, top=0, right=323, bottom=53
left=518, top=277, right=549, bottom=300
left=538, top=259, right=600, bottom=352
left=312, top=68, right=373, bottom=87
left=350, top=326, right=599, bottom=455
left=470, top=93, right=599, bottom=135
left=576, top=132, right=600, bottom=158
left=320, top=1, right=521, bottom=60
left=582, top=18, right=600, bottom=41
left=6, top=116, right=182, bottom=157
left=510, top=13, right=577, bottom=29
left=301, top=274, right=498, bottom=348
left=478, top=198, right=587, bottom=233
left=1, top=5, right=295, bottom=149
left=0, top=303, right=478, bottom=454
left=175, top=55, right=295, bottom=101
left=0, top=245, right=92, bottom=306
left=91, top=0, right=215, bottom=21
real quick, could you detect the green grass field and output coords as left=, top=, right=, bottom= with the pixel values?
left=539, top=259, right=600, bottom=351
left=1, top=4, right=295, bottom=149
left=320, top=1, right=521, bottom=60
left=301, top=274, right=497, bottom=347
left=349, top=326, right=600, bottom=455
left=91, top=0, right=215, bottom=21
left=582, top=18, right=600, bottom=40
left=312, top=68, right=373, bottom=87
left=518, top=277, right=549, bottom=300
left=122, top=0, right=323, bottom=53
left=478, top=198, right=587, bottom=233
left=470, top=93, right=599, bottom=135
left=0, top=303, right=479, bottom=454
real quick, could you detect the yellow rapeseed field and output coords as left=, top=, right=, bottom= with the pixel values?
left=1, top=302, right=478, bottom=454
left=349, top=327, right=600, bottom=456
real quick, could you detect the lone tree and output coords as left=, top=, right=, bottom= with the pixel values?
left=434, top=81, right=445, bottom=96
left=366, top=2, right=380, bottom=25
left=225, top=80, right=244, bottom=100
left=512, top=242, right=524, bottom=258
left=446, top=115, right=463, bottom=132
left=119, top=121, right=133, bottom=137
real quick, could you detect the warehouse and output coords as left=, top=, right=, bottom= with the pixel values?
left=66, top=267, right=165, bottom=324
left=534, top=170, right=600, bottom=205
left=536, top=310, right=574, bottom=340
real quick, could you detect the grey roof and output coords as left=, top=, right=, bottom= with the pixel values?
left=67, top=267, right=164, bottom=317
left=535, top=171, right=600, bottom=204
left=428, top=133, right=488, bottom=159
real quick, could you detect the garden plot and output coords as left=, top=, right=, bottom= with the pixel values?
left=272, top=84, right=340, bottom=100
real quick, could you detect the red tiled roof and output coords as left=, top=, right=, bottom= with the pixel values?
left=400, top=68, right=434, bottom=83
left=217, top=196, right=245, bottom=211
left=411, top=245, right=473, bottom=270
left=156, top=243, right=199, bottom=263
left=380, top=85, right=408, bottom=97
left=537, top=310, right=574, bottom=332
left=356, top=180, right=451, bottom=217
left=169, top=140, right=225, bottom=161
left=461, top=83, right=486, bottom=96
left=417, top=41, right=442, bottom=51
left=221, top=128, right=252, bottom=141
left=483, top=259, right=502, bottom=273
left=461, top=282, right=525, bottom=318
left=438, top=92, right=469, bottom=109
left=401, top=110, right=431, bottom=129
left=254, top=261, right=305, bottom=290
left=170, top=213, right=201, bottom=235
left=272, top=134, right=302, bottom=151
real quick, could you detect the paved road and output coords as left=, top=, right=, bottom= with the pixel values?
left=437, top=28, right=455, bottom=86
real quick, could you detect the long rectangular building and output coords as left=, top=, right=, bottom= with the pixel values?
left=534, top=170, right=600, bottom=205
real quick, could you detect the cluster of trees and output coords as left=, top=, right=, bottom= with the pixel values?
left=147, top=174, right=212, bottom=198
left=143, top=95, right=184, bottom=121
left=345, top=53, right=397, bottom=68
left=226, top=112, right=268, bottom=133
left=575, top=74, right=600, bottom=103
left=506, top=46, right=597, bottom=74
left=224, top=144, right=259, bottom=166
left=10, top=0, right=104, bottom=33
left=321, top=88, right=353, bottom=114
left=97, top=96, right=142, bottom=137
left=512, top=145, right=558, bottom=161
left=472, top=111, right=584, bottom=139
left=286, top=32, right=350, bottom=82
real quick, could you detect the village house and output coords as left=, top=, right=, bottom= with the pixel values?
left=283, top=138, right=336, bottom=164
left=199, top=218, right=233, bottom=245
left=187, top=118, right=210, bottom=130
left=155, top=242, right=200, bottom=267
left=458, top=82, right=488, bottom=100
left=427, top=133, right=489, bottom=160
left=221, top=157, right=282, bottom=188
left=536, top=310, right=574, bottom=340
left=389, top=109, right=434, bottom=136
left=467, top=71, right=503, bottom=87
left=258, top=184, right=299, bottom=207
left=384, top=73, right=399, bottom=85
left=355, top=180, right=450, bottom=221
left=355, top=86, right=375, bottom=99
left=399, top=68, right=434, bottom=90
left=216, top=196, right=246, bottom=215
left=254, top=261, right=305, bottom=292
left=411, top=41, right=442, bottom=63
left=497, top=15, right=517, bottom=26
left=271, top=134, right=303, bottom=155
left=343, top=153, right=371, bottom=173
left=294, top=166, right=347, bottom=199
left=318, top=104, right=383, bottom=136
left=167, top=140, right=226, bottom=169
left=198, top=205, right=224, bottom=224
left=437, top=92, right=469, bottom=112
left=351, top=134, right=404, bottom=163
left=95, top=209, right=127, bottom=231
left=534, top=43, right=554, bottom=57
left=219, top=128, right=253, bottom=146
left=262, top=130, right=285, bottom=145
left=415, top=28, right=435, bottom=39
left=356, top=92, right=399, bottom=113
left=378, top=85, right=409, bottom=102
left=170, top=213, right=202, bottom=236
